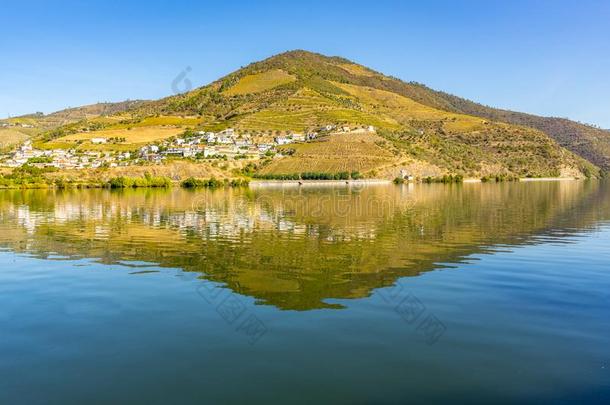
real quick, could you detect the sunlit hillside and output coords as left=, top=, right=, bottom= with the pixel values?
left=27, top=50, right=608, bottom=178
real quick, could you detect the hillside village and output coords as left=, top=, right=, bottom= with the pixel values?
left=1, top=124, right=376, bottom=170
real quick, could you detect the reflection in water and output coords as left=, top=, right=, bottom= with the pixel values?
left=1, top=181, right=609, bottom=310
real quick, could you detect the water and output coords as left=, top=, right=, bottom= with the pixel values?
left=0, top=181, right=609, bottom=404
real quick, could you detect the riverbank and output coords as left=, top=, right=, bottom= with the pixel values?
left=519, top=177, right=578, bottom=182
left=249, top=179, right=392, bottom=188
left=463, top=177, right=579, bottom=183
left=0, top=176, right=585, bottom=190
left=251, top=177, right=582, bottom=188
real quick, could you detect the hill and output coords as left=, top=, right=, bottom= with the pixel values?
left=0, top=100, right=147, bottom=150
left=28, top=51, right=609, bottom=179
left=381, top=84, right=610, bottom=170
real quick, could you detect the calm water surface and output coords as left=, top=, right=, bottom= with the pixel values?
left=0, top=181, right=609, bottom=404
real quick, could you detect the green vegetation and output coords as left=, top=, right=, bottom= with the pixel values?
left=180, top=177, right=249, bottom=188
left=0, top=165, right=56, bottom=188
left=422, top=175, right=464, bottom=184
left=107, top=174, right=172, bottom=188
left=27, top=156, right=53, bottom=164
left=0, top=171, right=173, bottom=189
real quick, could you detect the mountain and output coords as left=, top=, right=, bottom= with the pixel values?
left=35, top=51, right=608, bottom=179
left=386, top=85, right=610, bottom=171
left=0, top=100, right=147, bottom=149
left=41, top=100, right=148, bottom=123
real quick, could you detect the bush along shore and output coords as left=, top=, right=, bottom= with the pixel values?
left=393, top=173, right=545, bottom=184
left=0, top=165, right=249, bottom=190
left=180, top=177, right=249, bottom=188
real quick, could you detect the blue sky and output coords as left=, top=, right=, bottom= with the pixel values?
left=1, top=0, right=609, bottom=127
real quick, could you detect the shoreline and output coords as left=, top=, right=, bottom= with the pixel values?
left=0, top=176, right=585, bottom=190
left=251, top=177, right=581, bottom=187
left=249, top=179, right=392, bottom=188
left=518, top=177, right=577, bottom=182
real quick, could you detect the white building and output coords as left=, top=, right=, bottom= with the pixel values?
left=217, top=136, right=233, bottom=144
left=205, top=133, right=217, bottom=143
left=235, top=139, right=252, bottom=148
left=91, top=138, right=107, bottom=144
left=203, top=146, right=217, bottom=158
left=274, top=136, right=293, bottom=145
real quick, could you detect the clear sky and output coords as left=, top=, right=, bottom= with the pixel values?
left=1, top=0, right=609, bottom=127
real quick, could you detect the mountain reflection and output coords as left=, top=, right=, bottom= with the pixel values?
left=1, top=181, right=609, bottom=310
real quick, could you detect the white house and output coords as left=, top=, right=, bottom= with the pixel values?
left=216, top=145, right=239, bottom=157
left=217, top=136, right=233, bottom=144
left=274, top=136, right=293, bottom=145
left=291, top=133, right=306, bottom=142
left=205, top=133, right=217, bottom=143
left=91, top=138, right=107, bottom=144
left=20, top=141, right=33, bottom=152
left=257, top=144, right=273, bottom=152
left=235, top=139, right=252, bottom=148
left=203, top=146, right=217, bottom=158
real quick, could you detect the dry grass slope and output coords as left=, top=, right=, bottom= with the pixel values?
left=224, top=69, right=296, bottom=95
left=58, top=126, right=184, bottom=144
left=0, top=128, right=31, bottom=149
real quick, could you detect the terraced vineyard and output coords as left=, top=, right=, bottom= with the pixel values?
left=257, top=133, right=397, bottom=176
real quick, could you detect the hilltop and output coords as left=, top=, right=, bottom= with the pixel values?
left=3, top=50, right=608, bottom=182
left=0, top=100, right=147, bottom=150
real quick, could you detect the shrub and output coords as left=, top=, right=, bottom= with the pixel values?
left=108, top=175, right=171, bottom=188
left=181, top=177, right=248, bottom=188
